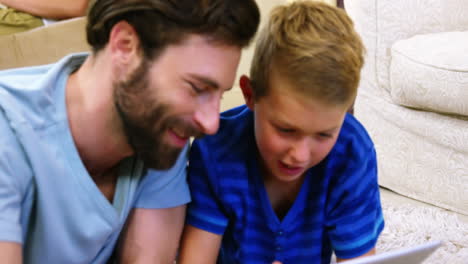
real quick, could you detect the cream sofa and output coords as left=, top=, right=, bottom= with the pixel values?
left=346, top=0, right=468, bottom=215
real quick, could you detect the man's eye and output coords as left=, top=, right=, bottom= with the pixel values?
left=189, top=82, right=203, bottom=94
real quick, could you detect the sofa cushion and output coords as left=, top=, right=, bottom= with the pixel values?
left=389, top=31, right=468, bottom=116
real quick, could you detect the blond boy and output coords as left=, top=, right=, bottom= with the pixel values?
left=179, top=1, right=384, bottom=263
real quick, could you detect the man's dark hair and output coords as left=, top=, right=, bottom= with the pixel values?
left=86, top=0, right=260, bottom=59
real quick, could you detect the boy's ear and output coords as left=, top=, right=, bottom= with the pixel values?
left=239, top=75, right=255, bottom=110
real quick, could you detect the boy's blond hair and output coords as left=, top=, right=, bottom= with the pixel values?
left=249, top=0, right=364, bottom=106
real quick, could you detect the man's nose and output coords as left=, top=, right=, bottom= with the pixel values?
left=193, top=97, right=220, bottom=135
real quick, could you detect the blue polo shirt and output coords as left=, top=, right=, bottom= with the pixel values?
left=186, top=105, right=384, bottom=263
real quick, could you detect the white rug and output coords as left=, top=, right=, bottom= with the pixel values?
left=377, top=202, right=468, bottom=264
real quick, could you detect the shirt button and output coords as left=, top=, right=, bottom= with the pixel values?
left=276, top=246, right=282, bottom=251
left=277, top=231, right=283, bottom=236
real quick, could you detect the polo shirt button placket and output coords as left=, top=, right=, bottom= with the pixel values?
left=275, top=229, right=284, bottom=252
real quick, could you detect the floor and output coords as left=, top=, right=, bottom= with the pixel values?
left=379, top=187, right=468, bottom=224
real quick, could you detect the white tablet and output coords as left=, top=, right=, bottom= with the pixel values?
left=342, top=241, right=442, bottom=264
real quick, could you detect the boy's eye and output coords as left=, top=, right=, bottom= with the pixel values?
left=277, top=126, right=295, bottom=133
left=318, top=133, right=332, bottom=138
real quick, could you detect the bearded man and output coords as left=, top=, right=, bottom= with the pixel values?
left=0, top=0, right=260, bottom=263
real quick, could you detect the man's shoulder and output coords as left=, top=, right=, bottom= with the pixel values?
left=0, top=54, right=87, bottom=128
left=0, top=53, right=87, bottom=90
left=0, top=64, right=53, bottom=100
left=0, top=65, right=55, bottom=131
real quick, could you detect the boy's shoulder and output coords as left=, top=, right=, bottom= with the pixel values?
left=220, top=104, right=252, bottom=122
left=192, top=105, right=254, bottom=160
left=320, top=114, right=377, bottom=189
left=331, top=113, right=375, bottom=158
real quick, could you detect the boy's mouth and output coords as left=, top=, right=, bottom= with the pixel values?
left=278, top=161, right=304, bottom=176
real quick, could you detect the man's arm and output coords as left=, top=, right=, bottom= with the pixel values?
left=337, top=247, right=376, bottom=262
left=177, top=225, right=222, bottom=264
left=0, top=114, right=27, bottom=264
left=0, top=0, right=89, bottom=19
left=118, top=206, right=186, bottom=264
left=0, top=242, right=22, bottom=264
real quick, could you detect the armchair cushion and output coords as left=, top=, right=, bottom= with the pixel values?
left=390, top=31, right=468, bottom=116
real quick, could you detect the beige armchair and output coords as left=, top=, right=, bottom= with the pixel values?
left=346, top=0, right=468, bottom=215
left=0, top=17, right=88, bottom=70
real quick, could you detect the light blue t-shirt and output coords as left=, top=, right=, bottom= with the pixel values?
left=0, top=53, right=191, bottom=263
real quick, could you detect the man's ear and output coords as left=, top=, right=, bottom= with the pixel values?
left=108, top=21, right=141, bottom=69
left=239, top=75, right=255, bottom=110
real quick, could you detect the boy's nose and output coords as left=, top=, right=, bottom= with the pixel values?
left=288, top=139, right=312, bottom=164
left=193, top=98, right=220, bottom=135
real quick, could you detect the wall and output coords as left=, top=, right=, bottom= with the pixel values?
left=220, top=0, right=337, bottom=111
left=221, top=0, right=288, bottom=111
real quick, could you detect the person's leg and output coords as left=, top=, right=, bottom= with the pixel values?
left=0, top=8, right=44, bottom=36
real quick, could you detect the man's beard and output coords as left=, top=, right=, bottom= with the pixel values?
left=113, top=60, right=202, bottom=170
